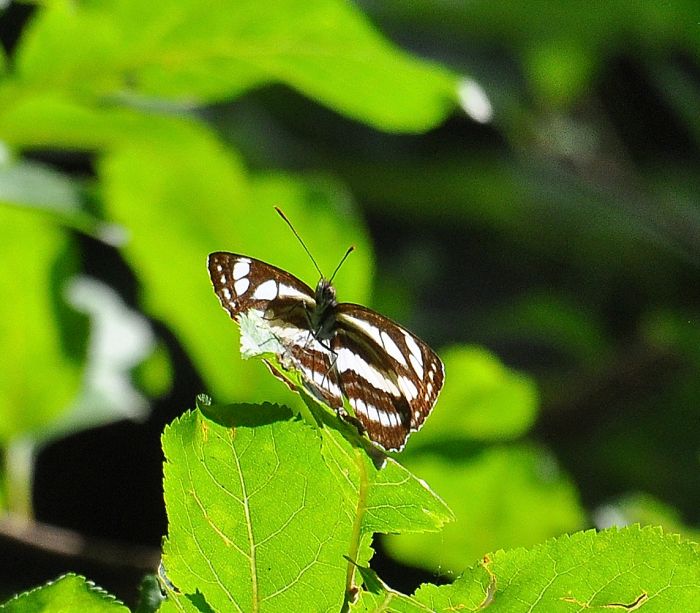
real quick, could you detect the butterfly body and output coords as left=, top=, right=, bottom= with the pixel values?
left=310, top=279, right=337, bottom=341
left=208, top=251, right=444, bottom=451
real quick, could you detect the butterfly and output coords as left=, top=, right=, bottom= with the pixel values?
left=207, top=212, right=444, bottom=451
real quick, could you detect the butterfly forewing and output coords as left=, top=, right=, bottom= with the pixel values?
left=208, top=252, right=346, bottom=407
left=208, top=252, right=315, bottom=319
left=208, top=251, right=444, bottom=451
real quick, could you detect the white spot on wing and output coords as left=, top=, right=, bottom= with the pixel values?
left=340, top=314, right=383, bottom=345
left=398, top=375, right=418, bottom=401
left=336, top=347, right=400, bottom=397
left=339, top=313, right=412, bottom=366
left=278, top=284, right=312, bottom=301
left=409, top=352, right=424, bottom=378
left=222, top=288, right=231, bottom=300
left=381, top=330, right=408, bottom=367
left=307, top=366, right=341, bottom=398
left=234, top=277, right=249, bottom=295
left=404, top=333, right=422, bottom=363
left=220, top=274, right=227, bottom=284
left=233, top=260, right=250, bottom=280
left=366, top=402, right=381, bottom=424
left=377, top=410, right=392, bottom=427
left=253, top=279, right=278, bottom=300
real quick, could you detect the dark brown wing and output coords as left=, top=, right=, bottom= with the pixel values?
left=334, top=304, right=444, bottom=451
left=208, top=252, right=316, bottom=320
left=208, top=251, right=345, bottom=408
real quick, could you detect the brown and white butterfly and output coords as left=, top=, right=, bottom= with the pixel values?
left=208, top=240, right=444, bottom=451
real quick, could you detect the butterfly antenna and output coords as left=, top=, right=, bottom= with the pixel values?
left=275, top=207, right=324, bottom=278
left=330, top=245, right=354, bottom=282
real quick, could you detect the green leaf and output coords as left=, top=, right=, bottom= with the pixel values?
left=415, top=526, right=700, bottom=612
left=350, top=565, right=431, bottom=613
left=363, top=457, right=453, bottom=535
left=15, top=0, right=457, bottom=132
left=0, top=573, right=128, bottom=612
left=407, top=346, right=538, bottom=446
left=161, top=403, right=453, bottom=611
left=0, top=205, right=84, bottom=442
left=100, top=128, right=372, bottom=409
left=233, top=351, right=454, bottom=537
left=0, top=92, right=193, bottom=151
left=162, top=405, right=354, bottom=612
left=486, top=292, right=610, bottom=367
left=385, top=444, right=584, bottom=573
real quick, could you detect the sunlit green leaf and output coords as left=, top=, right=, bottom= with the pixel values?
left=162, top=405, right=355, bottom=611
left=415, top=526, right=700, bottom=612
left=0, top=573, right=128, bottom=612
left=162, top=402, right=453, bottom=611
left=385, top=444, right=584, bottom=572
left=316, top=408, right=453, bottom=539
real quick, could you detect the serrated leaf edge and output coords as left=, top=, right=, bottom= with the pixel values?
left=0, top=572, right=125, bottom=609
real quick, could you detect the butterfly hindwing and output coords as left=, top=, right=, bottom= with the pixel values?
left=335, top=305, right=444, bottom=450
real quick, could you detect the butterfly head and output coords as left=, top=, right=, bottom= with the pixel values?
left=315, top=278, right=337, bottom=309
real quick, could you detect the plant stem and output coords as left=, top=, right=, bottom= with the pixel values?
left=344, top=447, right=369, bottom=609
left=5, top=437, right=36, bottom=519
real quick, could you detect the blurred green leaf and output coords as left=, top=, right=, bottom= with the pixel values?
left=0, top=159, right=107, bottom=239
left=48, top=276, right=155, bottom=437
left=415, top=526, right=700, bottom=612
left=101, top=124, right=372, bottom=406
left=14, top=0, right=457, bottom=132
left=642, top=308, right=700, bottom=367
left=409, top=346, right=537, bottom=445
left=0, top=573, right=128, bottom=612
left=385, top=444, right=584, bottom=573
left=366, top=1, right=700, bottom=107
left=524, top=41, right=595, bottom=106
left=0, top=206, right=84, bottom=442
left=133, top=339, right=172, bottom=400
left=0, top=92, right=200, bottom=151
left=486, top=292, right=610, bottom=366
left=596, top=492, right=700, bottom=544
